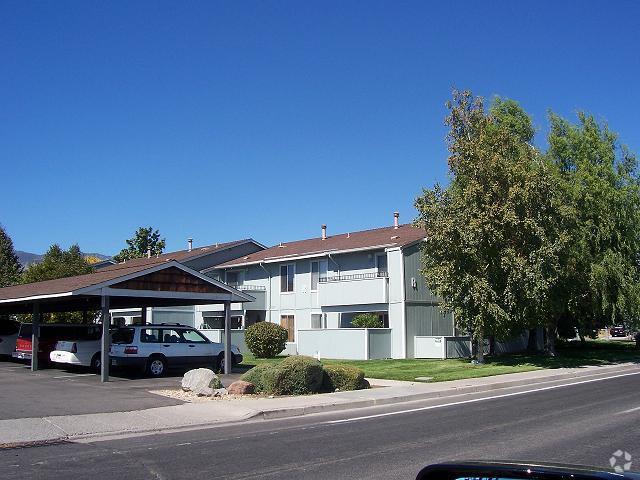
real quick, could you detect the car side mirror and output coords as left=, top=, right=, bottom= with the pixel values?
left=416, top=462, right=639, bottom=480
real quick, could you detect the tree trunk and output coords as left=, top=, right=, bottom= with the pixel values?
left=526, top=328, right=538, bottom=352
left=546, top=322, right=557, bottom=357
left=476, top=331, right=485, bottom=364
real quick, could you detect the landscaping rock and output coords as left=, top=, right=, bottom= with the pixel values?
left=181, top=368, right=222, bottom=397
left=227, top=380, right=255, bottom=395
left=212, top=388, right=228, bottom=397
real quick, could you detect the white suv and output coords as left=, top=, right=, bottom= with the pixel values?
left=109, top=324, right=243, bottom=377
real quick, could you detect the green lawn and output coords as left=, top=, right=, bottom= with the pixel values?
left=239, top=340, right=640, bottom=382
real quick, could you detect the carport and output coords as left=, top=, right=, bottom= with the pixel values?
left=0, top=258, right=254, bottom=381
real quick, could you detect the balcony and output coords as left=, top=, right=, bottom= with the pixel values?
left=227, top=284, right=266, bottom=310
left=317, top=272, right=389, bottom=307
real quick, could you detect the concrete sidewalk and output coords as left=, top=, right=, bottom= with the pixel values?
left=1, top=362, right=638, bottom=445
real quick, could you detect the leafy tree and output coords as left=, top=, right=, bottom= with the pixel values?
left=22, top=244, right=93, bottom=284
left=114, top=227, right=166, bottom=262
left=21, top=244, right=94, bottom=323
left=415, top=90, right=567, bottom=362
left=545, top=112, right=640, bottom=350
left=0, top=225, right=22, bottom=288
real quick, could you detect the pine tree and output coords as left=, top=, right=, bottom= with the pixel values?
left=0, top=225, right=22, bottom=288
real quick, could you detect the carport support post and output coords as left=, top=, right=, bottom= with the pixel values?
left=31, top=303, right=40, bottom=372
left=100, top=294, right=110, bottom=382
left=224, top=300, right=231, bottom=374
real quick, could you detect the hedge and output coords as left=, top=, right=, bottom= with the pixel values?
left=240, top=364, right=279, bottom=393
left=240, top=358, right=369, bottom=395
left=272, top=356, right=324, bottom=395
left=322, top=364, right=367, bottom=391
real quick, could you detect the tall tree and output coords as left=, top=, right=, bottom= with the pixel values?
left=114, top=227, right=166, bottom=262
left=21, top=244, right=93, bottom=284
left=415, top=90, right=567, bottom=362
left=21, top=244, right=95, bottom=323
left=0, top=225, right=22, bottom=288
left=545, top=112, right=640, bottom=351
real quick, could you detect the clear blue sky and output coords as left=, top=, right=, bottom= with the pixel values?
left=2, top=1, right=639, bottom=256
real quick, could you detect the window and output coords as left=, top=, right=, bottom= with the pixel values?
left=280, top=264, right=294, bottom=292
left=280, top=315, right=295, bottom=342
left=376, top=254, right=388, bottom=276
left=180, top=329, right=208, bottom=343
left=201, top=316, right=243, bottom=330
left=226, top=271, right=240, bottom=286
left=311, top=313, right=325, bottom=329
left=140, top=328, right=162, bottom=343
left=310, top=260, right=328, bottom=290
left=112, top=328, right=135, bottom=344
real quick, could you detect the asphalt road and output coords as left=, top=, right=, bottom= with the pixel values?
left=2, top=371, right=639, bottom=479
left=0, top=361, right=242, bottom=419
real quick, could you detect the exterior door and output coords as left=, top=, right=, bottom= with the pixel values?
left=159, top=328, right=188, bottom=366
left=179, top=329, right=214, bottom=367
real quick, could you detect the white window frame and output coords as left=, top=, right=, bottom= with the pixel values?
left=375, top=253, right=388, bottom=276
left=310, top=312, right=326, bottom=329
left=280, top=263, right=295, bottom=293
left=310, top=259, right=328, bottom=291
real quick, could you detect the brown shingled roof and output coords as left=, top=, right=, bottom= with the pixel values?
left=0, top=261, right=178, bottom=301
left=217, top=224, right=425, bottom=268
left=99, top=239, right=253, bottom=272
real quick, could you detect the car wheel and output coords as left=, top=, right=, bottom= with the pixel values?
left=91, top=353, right=102, bottom=373
left=146, top=356, right=166, bottom=377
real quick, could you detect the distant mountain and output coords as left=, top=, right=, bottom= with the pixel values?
left=15, top=250, right=111, bottom=267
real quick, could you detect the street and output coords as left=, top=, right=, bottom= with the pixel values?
left=1, top=371, right=638, bottom=479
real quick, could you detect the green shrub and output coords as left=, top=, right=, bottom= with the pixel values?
left=245, top=322, right=288, bottom=358
left=322, top=364, right=368, bottom=391
left=272, top=356, right=324, bottom=395
left=351, top=313, right=383, bottom=328
left=240, top=364, right=279, bottom=393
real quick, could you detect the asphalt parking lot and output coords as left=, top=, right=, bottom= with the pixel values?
left=0, top=360, right=242, bottom=420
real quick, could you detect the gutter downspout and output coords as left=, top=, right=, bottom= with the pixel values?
left=398, top=247, right=407, bottom=359
left=327, top=253, right=340, bottom=275
left=259, top=262, right=271, bottom=323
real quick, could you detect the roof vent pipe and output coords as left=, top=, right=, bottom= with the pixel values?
left=393, top=212, right=400, bottom=229
left=147, top=248, right=151, bottom=258
left=188, top=238, right=193, bottom=252
left=321, top=224, right=327, bottom=240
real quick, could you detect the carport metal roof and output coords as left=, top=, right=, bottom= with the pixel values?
left=0, top=259, right=253, bottom=381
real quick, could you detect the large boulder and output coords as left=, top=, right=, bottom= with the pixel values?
left=227, top=380, right=255, bottom=395
left=181, top=368, right=223, bottom=396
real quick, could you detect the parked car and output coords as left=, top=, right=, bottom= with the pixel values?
left=609, top=325, right=627, bottom=337
left=49, top=326, right=107, bottom=372
left=109, top=323, right=243, bottom=377
left=13, top=323, right=103, bottom=365
left=0, top=319, right=21, bottom=358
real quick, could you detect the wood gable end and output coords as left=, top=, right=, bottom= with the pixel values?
left=110, top=267, right=227, bottom=294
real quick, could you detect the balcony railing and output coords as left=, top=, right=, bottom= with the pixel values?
left=226, top=283, right=267, bottom=292
left=319, top=271, right=388, bottom=283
